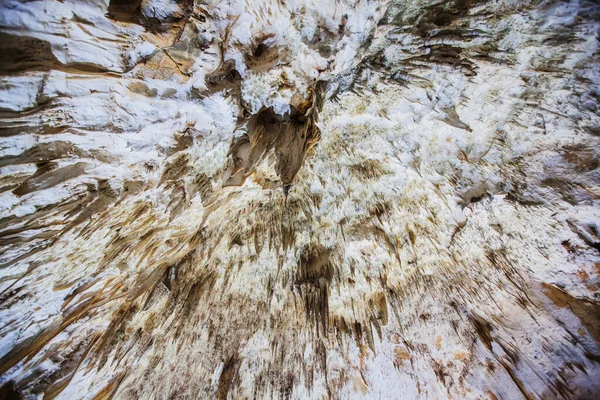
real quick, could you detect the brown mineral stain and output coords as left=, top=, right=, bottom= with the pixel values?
left=587, top=263, right=600, bottom=292
left=394, top=346, right=410, bottom=364
left=217, top=355, right=239, bottom=400
left=358, top=343, right=370, bottom=370
left=486, top=390, right=499, bottom=400
left=542, top=283, right=569, bottom=308
left=577, top=269, right=590, bottom=281
left=454, top=350, right=469, bottom=361
left=542, top=283, right=600, bottom=346
left=353, top=375, right=369, bottom=395
left=435, top=335, right=442, bottom=350
left=91, top=369, right=128, bottom=400
left=561, top=143, right=599, bottom=171
left=355, top=344, right=371, bottom=393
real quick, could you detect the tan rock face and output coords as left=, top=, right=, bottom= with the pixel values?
left=0, top=0, right=600, bottom=398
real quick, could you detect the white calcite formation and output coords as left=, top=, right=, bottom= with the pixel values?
left=0, top=0, right=599, bottom=398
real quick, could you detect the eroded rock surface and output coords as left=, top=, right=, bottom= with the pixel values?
left=0, top=0, right=600, bottom=398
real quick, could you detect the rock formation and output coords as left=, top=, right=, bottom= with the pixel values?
left=0, top=0, right=599, bottom=398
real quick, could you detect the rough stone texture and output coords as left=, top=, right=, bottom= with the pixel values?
left=0, top=0, right=599, bottom=398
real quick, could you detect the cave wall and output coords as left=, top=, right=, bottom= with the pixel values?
left=0, top=0, right=600, bottom=398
